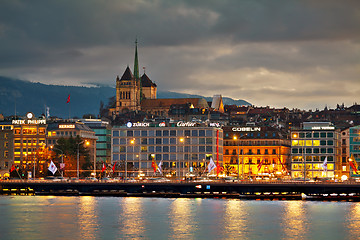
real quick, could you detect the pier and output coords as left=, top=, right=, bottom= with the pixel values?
left=2, top=180, right=360, bottom=201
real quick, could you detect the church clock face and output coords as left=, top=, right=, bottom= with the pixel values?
left=26, top=112, right=34, bottom=119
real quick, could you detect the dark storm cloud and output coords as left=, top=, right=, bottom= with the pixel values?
left=0, top=0, right=359, bottom=109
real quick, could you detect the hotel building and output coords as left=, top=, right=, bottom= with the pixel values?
left=290, top=122, right=341, bottom=179
left=12, top=112, right=47, bottom=176
left=222, top=125, right=291, bottom=179
left=111, top=122, right=223, bottom=177
left=0, top=123, right=14, bottom=178
left=349, top=125, right=360, bottom=178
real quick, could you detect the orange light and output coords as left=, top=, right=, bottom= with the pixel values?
left=130, top=139, right=135, bottom=144
left=292, top=134, right=298, bottom=138
left=180, top=138, right=184, bottom=142
left=85, top=141, right=90, bottom=146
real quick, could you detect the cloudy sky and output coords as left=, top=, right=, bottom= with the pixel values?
left=1, top=0, right=359, bottom=109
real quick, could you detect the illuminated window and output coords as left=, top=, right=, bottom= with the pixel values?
left=292, top=140, right=299, bottom=146
left=4, top=133, right=8, bottom=139
left=313, top=140, right=320, bottom=146
left=4, top=142, right=8, bottom=148
left=306, top=140, right=312, bottom=146
left=4, top=151, right=9, bottom=158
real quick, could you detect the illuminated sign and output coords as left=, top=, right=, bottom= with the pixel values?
left=12, top=119, right=46, bottom=125
left=232, top=127, right=261, bottom=132
left=159, top=122, right=166, bottom=127
left=127, top=122, right=150, bottom=128
left=59, top=124, right=75, bottom=129
left=209, top=122, right=222, bottom=128
left=311, top=126, right=335, bottom=130
left=177, top=121, right=196, bottom=127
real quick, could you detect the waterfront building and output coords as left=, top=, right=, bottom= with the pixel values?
left=46, top=121, right=98, bottom=175
left=111, top=122, right=223, bottom=178
left=340, top=128, right=350, bottom=178
left=80, top=119, right=112, bottom=164
left=222, top=125, right=291, bottom=179
left=290, top=122, right=341, bottom=180
left=0, top=123, right=14, bottom=178
left=12, top=112, right=47, bottom=176
left=349, top=125, right=360, bottom=178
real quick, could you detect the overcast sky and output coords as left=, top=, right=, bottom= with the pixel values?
left=1, top=0, right=359, bottom=110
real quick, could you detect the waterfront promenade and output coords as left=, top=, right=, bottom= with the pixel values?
left=2, top=179, right=360, bottom=200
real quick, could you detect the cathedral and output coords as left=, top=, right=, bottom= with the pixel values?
left=115, top=41, right=157, bottom=114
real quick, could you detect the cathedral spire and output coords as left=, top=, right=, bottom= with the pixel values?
left=134, top=38, right=142, bottom=101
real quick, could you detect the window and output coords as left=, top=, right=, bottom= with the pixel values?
left=320, top=140, right=327, bottom=146
left=170, top=146, right=176, bottom=152
left=127, top=130, right=133, bottom=137
left=257, top=149, right=260, bottom=154
left=327, top=140, right=334, bottom=146
left=156, top=138, right=162, bottom=144
left=206, top=146, right=212, bottom=152
left=149, top=138, right=154, bottom=144
left=292, top=148, right=298, bottom=154
left=163, top=130, right=169, bottom=136
left=192, top=130, right=198, bottom=136
left=313, top=148, right=319, bottom=154
left=113, top=139, right=119, bottom=145
left=163, top=146, right=169, bottom=152
left=199, top=130, right=205, bottom=136
left=185, top=130, right=190, bottom=136
left=163, top=138, right=169, bottom=144
left=320, top=132, right=326, bottom=138
left=156, top=146, right=162, bottom=152
left=141, top=138, right=147, bottom=145
left=120, top=146, right=126, bottom=152
left=141, top=130, right=148, bottom=137
left=272, top=149, right=276, bottom=154
left=156, top=130, right=162, bottom=136
left=113, top=131, right=119, bottom=137
left=134, top=130, right=140, bottom=137
left=264, top=149, right=268, bottom=154
left=4, top=142, right=9, bottom=148
left=327, top=132, right=334, bottom=138
left=313, top=140, right=320, bottom=146
left=321, top=148, right=326, bottom=153
left=4, top=151, right=9, bottom=158
left=170, top=138, right=176, bottom=144
left=306, top=148, right=312, bottom=154
left=327, top=148, right=333, bottom=154
left=170, top=130, right=176, bottom=136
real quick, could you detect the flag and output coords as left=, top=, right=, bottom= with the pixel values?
left=151, top=158, right=158, bottom=173
left=322, top=157, right=328, bottom=171
left=112, top=162, right=116, bottom=172
left=208, top=157, right=216, bottom=173
left=101, top=163, right=106, bottom=173
left=349, top=154, right=359, bottom=174
left=66, top=94, right=70, bottom=103
left=48, top=160, right=58, bottom=175
left=60, top=163, right=65, bottom=170
left=158, top=160, right=163, bottom=174
left=10, top=165, right=15, bottom=173
left=257, top=160, right=263, bottom=172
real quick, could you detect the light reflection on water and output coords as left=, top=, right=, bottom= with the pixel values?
left=281, top=201, right=308, bottom=240
left=1, top=196, right=360, bottom=240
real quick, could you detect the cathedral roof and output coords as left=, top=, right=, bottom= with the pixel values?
left=141, top=98, right=209, bottom=109
left=120, top=66, right=134, bottom=80
left=141, top=73, right=157, bottom=87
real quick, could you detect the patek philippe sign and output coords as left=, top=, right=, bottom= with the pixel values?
left=11, top=112, right=46, bottom=125
left=232, top=127, right=261, bottom=132
left=12, top=119, right=46, bottom=125
left=176, top=121, right=196, bottom=127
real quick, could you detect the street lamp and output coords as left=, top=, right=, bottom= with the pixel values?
left=77, top=141, right=85, bottom=178
left=233, top=134, right=247, bottom=181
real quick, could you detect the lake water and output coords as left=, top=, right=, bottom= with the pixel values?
left=0, top=196, right=359, bottom=240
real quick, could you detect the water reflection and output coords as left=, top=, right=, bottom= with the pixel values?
left=281, top=201, right=308, bottom=240
left=79, top=196, right=99, bottom=239
left=120, top=198, right=145, bottom=238
left=169, top=198, right=196, bottom=239
left=346, top=202, right=360, bottom=239
left=223, top=199, right=247, bottom=240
